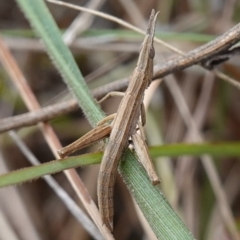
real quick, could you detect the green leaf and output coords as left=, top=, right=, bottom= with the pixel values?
left=120, top=150, right=194, bottom=240
left=16, top=0, right=104, bottom=126
left=2, top=29, right=215, bottom=43
left=0, top=152, right=102, bottom=187
left=1, top=142, right=240, bottom=188
left=150, top=142, right=240, bottom=158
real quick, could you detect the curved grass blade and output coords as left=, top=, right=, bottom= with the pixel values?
left=150, top=142, right=240, bottom=158
left=120, top=149, right=194, bottom=240
left=16, top=0, right=104, bottom=125
left=1, top=141, right=240, bottom=188
left=0, top=152, right=102, bottom=188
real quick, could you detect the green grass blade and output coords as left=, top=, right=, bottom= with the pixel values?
left=120, top=150, right=194, bottom=240
left=2, top=28, right=215, bottom=43
left=0, top=152, right=102, bottom=188
left=16, top=0, right=104, bottom=125
left=150, top=142, right=240, bottom=158
left=1, top=141, right=240, bottom=188
left=2, top=139, right=239, bottom=239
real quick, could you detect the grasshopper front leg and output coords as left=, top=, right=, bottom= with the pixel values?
left=58, top=91, right=124, bottom=158
left=58, top=124, right=112, bottom=158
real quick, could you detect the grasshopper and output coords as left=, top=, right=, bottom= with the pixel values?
left=58, top=9, right=160, bottom=232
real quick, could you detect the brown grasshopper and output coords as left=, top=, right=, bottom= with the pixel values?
left=58, top=9, right=160, bottom=232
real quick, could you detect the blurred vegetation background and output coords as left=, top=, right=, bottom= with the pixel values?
left=0, top=0, right=240, bottom=239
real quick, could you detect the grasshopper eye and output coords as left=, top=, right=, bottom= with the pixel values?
left=149, top=46, right=155, bottom=59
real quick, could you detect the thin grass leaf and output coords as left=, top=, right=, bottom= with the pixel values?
left=16, top=0, right=104, bottom=126
left=150, top=142, right=240, bottom=158
left=2, top=28, right=215, bottom=43
left=0, top=152, right=102, bottom=188
left=1, top=142, right=239, bottom=188
left=120, top=150, right=195, bottom=240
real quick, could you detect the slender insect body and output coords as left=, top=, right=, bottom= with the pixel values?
left=97, top=10, right=159, bottom=231
left=59, top=9, right=159, bottom=233
left=98, top=83, right=145, bottom=231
